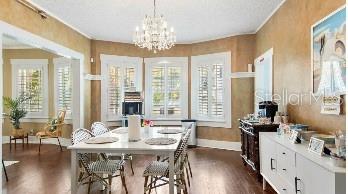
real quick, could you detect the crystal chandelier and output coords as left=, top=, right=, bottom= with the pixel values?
left=133, top=0, right=176, bottom=53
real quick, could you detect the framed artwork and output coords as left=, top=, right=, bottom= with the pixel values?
left=289, top=130, right=300, bottom=144
left=308, top=137, right=325, bottom=156
left=311, top=6, right=346, bottom=95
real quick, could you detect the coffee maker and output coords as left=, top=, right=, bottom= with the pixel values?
left=258, top=101, right=278, bottom=121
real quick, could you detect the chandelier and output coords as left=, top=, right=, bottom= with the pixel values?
left=133, top=0, right=176, bottom=53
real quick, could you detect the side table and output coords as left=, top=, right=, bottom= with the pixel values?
left=9, top=133, right=29, bottom=151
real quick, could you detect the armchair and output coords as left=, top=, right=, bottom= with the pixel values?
left=36, top=110, right=66, bottom=153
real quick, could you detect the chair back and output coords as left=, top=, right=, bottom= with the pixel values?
left=174, top=129, right=191, bottom=164
left=57, top=110, right=66, bottom=123
left=71, top=128, right=93, bottom=174
left=91, top=122, right=109, bottom=137
left=55, top=110, right=66, bottom=136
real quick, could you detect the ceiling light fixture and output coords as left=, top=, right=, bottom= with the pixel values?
left=133, top=0, right=176, bottom=53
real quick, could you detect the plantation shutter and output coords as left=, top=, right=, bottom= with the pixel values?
left=108, top=65, right=122, bottom=116
left=17, top=68, right=43, bottom=112
left=124, top=67, right=136, bottom=92
left=167, top=66, right=181, bottom=116
left=198, top=65, right=209, bottom=117
left=151, top=66, right=165, bottom=116
left=211, top=64, right=224, bottom=118
left=56, top=64, right=72, bottom=114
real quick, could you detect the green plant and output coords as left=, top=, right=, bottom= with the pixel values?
left=3, top=95, right=30, bottom=129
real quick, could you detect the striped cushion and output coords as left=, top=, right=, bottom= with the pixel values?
left=143, top=161, right=180, bottom=177
left=89, top=160, right=124, bottom=174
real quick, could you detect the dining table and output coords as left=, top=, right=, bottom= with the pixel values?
left=68, top=126, right=184, bottom=194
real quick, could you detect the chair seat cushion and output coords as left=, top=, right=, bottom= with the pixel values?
left=143, top=161, right=180, bottom=177
left=89, top=160, right=123, bottom=174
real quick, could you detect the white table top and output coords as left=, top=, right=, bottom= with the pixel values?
left=68, top=127, right=184, bottom=152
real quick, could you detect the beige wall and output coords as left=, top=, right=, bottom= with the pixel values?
left=91, top=35, right=256, bottom=142
left=256, top=0, right=346, bottom=133
left=0, top=0, right=91, bottom=129
left=2, top=49, right=73, bottom=137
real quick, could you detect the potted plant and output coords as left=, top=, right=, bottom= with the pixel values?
left=3, top=95, right=30, bottom=137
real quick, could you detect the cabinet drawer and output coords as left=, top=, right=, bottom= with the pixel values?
left=277, top=145, right=295, bottom=166
left=277, top=145, right=296, bottom=185
left=278, top=178, right=295, bottom=194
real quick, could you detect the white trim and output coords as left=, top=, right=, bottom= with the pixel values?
left=100, top=54, right=143, bottom=122
left=191, top=52, right=232, bottom=128
left=53, top=57, right=73, bottom=119
left=255, top=0, right=287, bottom=32
left=26, top=0, right=92, bottom=39
left=144, top=57, right=189, bottom=120
left=2, top=136, right=72, bottom=147
left=0, top=20, right=85, bottom=129
left=20, top=118, right=49, bottom=123
left=11, top=59, right=49, bottom=118
left=310, top=5, right=346, bottom=95
left=230, top=72, right=255, bottom=78
left=197, top=138, right=241, bottom=151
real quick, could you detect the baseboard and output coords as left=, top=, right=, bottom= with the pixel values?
left=197, top=138, right=241, bottom=151
left=2, top=136, right=72, bottom=147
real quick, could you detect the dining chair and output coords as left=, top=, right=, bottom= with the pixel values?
left=36, top=110, right=66, bottom=153
left=91, top=122, right=135, bottom=175
left=143, top=129, right=192, bottom=194
left=2, top=160, right=8, bottom=182
left=157, top=124, right=194, bottom=186
left=72, top=128, right=128, bottom=194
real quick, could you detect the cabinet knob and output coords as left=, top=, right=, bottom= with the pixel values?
left=282, top=152, right=286, bottom=155
left=282, top=188, right=287, bottom=191
left=282, top=168, right=286, bottom=171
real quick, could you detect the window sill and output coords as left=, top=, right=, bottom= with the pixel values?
left=196, top=120, right=231, bottom=128
left=21, top=117, right=49, bottom=123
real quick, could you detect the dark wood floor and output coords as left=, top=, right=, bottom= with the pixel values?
left=2, top=143, right=275, bottom=194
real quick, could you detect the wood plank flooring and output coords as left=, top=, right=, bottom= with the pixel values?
left=2, top=143, right=275, bottom=194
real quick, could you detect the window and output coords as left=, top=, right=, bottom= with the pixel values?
left=191, top=52, right=231, bottom=128
left=11, top=59, right=48, bottom=118
left=145, top=57, right=188, bottom=120
left=101, top=55, right=142, bottom=121
left=54, top=57, right=72, bottom=118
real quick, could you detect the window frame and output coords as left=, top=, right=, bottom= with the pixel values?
left=100, top=54, right=143, bottom=122
left=144, top=57, right=188, bottom=121
left=53, top=57, right=73, bottom=120
left=11, top=59, right=49, bottom=119
left=191, top=52, right=232, bottom=128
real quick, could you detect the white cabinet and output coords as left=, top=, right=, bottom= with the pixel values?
left=260, top=133, right=346, bottom=194
left=260, top=136, right=279, bottom=189
left=295, top=154, right=334, bottom=194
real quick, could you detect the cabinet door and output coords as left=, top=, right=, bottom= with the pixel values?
left=260, top=136, right=278, bottom=186
left=295, top=154, right=335, bottom=194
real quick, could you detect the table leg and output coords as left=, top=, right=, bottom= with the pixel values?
left=169, top=151, right=175, bottom=194
left=262, top=177, right=266, bottom=190
left=71, top=150, right=78, bottom=194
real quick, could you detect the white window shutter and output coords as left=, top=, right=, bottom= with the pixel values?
left=54, top=58, right=72, bottom=117
left=191, top=52, right=231, bottom=127
left=11, top=59, right=48, bottom=118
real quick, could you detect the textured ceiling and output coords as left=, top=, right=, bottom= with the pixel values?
left=29, top=0, right=284, bottom=43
